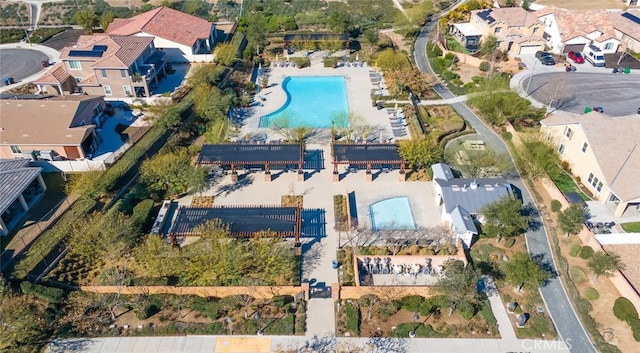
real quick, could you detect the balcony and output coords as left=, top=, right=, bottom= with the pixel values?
left=132, top=51, right=166, bottom=86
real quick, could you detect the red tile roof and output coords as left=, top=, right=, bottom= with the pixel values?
left=536, top=7, right=619, bottom=42
left=34, top=62, right=70, bottom=85
left=107, top=6, right=212, bottom=47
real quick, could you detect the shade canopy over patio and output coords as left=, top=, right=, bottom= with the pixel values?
left=169, top=205, right=303, bottom=243
left=197, top=143, right=305, bottom=173
left=331, top=143, right=406, bottom=176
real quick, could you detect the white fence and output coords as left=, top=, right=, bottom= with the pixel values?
left=595, top=233, right=640, bottom=244
left=32, top=159, right=106, bottom=172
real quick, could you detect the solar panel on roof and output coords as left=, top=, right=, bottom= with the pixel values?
left=68, top=50, right=104, bottom=57
left=92, top=45, right=108, bottom=52
left=622, top=12, right=640, bottom=25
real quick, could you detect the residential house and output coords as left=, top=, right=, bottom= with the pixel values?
left=431, top=163, right=514, bottom=248
left=0, top=159, right=47, bottom=236
left=35, top=34, right=166, bottom=98
left=610, top=10, right=640, bottom=53
left=451, top=7, right=545, bottom=55
left=0, top=95, right=105, bottom=161
left=107, top=6, right=220, bottom=63
left=540, top=111, right=640, bottom=217
left=536, top=7, right=621, bottom=54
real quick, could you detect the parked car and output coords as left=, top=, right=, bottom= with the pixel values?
left=568, top=51, right=585, bottom=64
left=535, top=51, right=552, bottom=60
left=539, top=55, right=556, bottom=66
left=637, top=107, right=640, bottom=114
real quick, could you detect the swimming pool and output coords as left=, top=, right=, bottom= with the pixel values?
left=259, top=76, right=349, bottom=128
left=369, top=196, right=416, bottom=231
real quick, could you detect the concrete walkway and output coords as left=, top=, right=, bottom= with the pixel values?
left=0, top=42, right=61, bottom=93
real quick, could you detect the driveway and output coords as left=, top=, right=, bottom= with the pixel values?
left=524, top=72, right=640, bottom=116
left=414, top=12, right=597, bottom=353
left=0, top=48, right=48, bottom=81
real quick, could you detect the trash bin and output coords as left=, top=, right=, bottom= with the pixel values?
left=612, top=68, right=619, bottom=74
left=332, top=260, right=339, bottom=269
left=376, top=102, right=383, bottom=110
left=2, top=77, right=14, bottom=86
left=41, top=60, right=49, bottom=68
left=623, top=67, right=631, bottom=74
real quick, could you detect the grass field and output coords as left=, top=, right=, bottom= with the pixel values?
left=621, top=222, right=640, bottom=233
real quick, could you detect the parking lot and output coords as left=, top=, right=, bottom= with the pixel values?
left=517, top=54, right=640, bottom=116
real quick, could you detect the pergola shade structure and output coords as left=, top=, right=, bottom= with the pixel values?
left=170, top=205, right=303, bottom=244
left=197, top=143, right=305, bottom=174
left=331, top=143, right=406, bottom=175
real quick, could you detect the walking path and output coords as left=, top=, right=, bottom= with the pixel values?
left=413, top=8, right=596, bottom=353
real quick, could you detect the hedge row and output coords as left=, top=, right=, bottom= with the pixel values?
left=20, top=281, right=65, bottom=304
left=613, top=297, right=640, bottom=340
left=345, top=301, right=360, bottom=336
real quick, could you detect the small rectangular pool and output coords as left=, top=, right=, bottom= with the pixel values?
left=369, top=196, right=417, bottom=230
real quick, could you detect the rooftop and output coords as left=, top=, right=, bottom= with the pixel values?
left=541, top=111, right=640, bottom=202
left=197, top=143, right=304, bottom=165
left=107, top=6, right=212, bottom=47
left=453, top=23, right=482, bottom=37
left=58, top=35, right=155, bottom=68
left=436, top=177, right=513, bottom=214
left=332, top=143, right=403, bottom=164
left=474, top=7, right=541, bottom=28
left=611, top=10, right=640, bottom=41
left=535, top=7, right=619, bottom=42
left=0, top=159, right=42, bottom=215
left=0, top=96, right=100, bottom=145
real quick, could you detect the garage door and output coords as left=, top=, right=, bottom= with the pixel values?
left=519, top=45, right=540, bottom=55
left=563, top=44, right=586, bottom=53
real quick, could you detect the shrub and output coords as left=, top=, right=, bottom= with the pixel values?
left=568, top=244, right=581, bottom=257
left=501, top=131, right=512, bottom=141
left=397, top=295, right=424, bottom=312
left=191, top=297, right=223, bottom=320
left=345, top=301, right=360, bottom=336
left=131, top=199, right=155, bottom=233
left=569, top=266, right=588, bottom=283
left=631, top=319, right=640, bottom=342
left=613, top=297, right=639, bottom=324
left=432, top=44, right=443, bottom=57
left=458, top=300, right=477, bottom=320
left=551, top=200, right=562, bottom=213
left=579, top=246, right=595, bottom=259
left=272, top=295, right=293, bottom=308
left=479, top=61, right=490, bottom=72
left=136, top=303, right=160, bottom=320
left=378, top=300, right=400, bottom=318
left=20, top=281, right=65, bottom=304
left=584, top=288, right=600, bottom=300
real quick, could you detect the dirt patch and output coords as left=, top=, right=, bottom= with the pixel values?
left=534, top=0, right=626, bottom=10
left=532, top=178, right=637, bottom=351
left=602, top=244, right=640, bottom=296
left=455, top=62, right=484, bottom=84
left=380, top=31, right=411, bottom=53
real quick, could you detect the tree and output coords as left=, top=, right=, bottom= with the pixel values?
left=446, top=148, right=510, bottom=178
left=398, top=137, right=442, bottom=170
left=436, top=259, right=479, bottom=315
left=140, top=149, right=207, bottom=197
left=100, top=11, right=114, bottom=31
left=190, top=83, right=233, bottom=123
left=503, top=252, right=550, bottom=292
left=375, top=48, right=410, bottom=71
left=272, top=113, right=314, bottom=142
left=361, top=28, right=379, bottom=53
left=326, top=6, right=354, bottom=33
left=588, top=252, right=624, bottom=283
left=481, top=196, right=530, bottom=242
left=557, top=204, right=586, bottom=237
left=74, top=9, right=98, bottom=34
left=0, top=287, right=50, bottom=353
left=214, top=42, right=239, bottom=66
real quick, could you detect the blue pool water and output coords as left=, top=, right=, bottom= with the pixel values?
left=369, top=196, right=416, bottom=230
left=259, top=76, right=349, bottom=128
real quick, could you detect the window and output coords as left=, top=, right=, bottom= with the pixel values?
left=120, top=69, right=127, bottom=78
left=68, top=60, right=82, bottom=70
left=93, top=104, right=102, bottom=117
left=123, top=85, right=132, bottom=96
left=75, top=77, right=83, bottom=83
left=604, top=43, right=613, bottom=50
left=558, top=144, right=565, bottom=155
left=533, top=27, right=539, bottom=35
left=546, top=131, right=551, bottom=142
left=103, top=85, right=112, bottom=96
left=592, top=177, right=599, bottom=188
left=587, top=173, right=594, bottom=184
left=10, top=145, right=22, bottom=154
left=495, top=27, right=502, bottom=34
left=597, top=182, right=603, bottom=192
left=564, top=127, right=573, bottom=139
left=581, top=142, right=588, bottom=153
left=100, top=69, right=107, bottom=78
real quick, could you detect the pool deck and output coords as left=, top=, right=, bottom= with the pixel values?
left=237, top=65, right=411, bottom=143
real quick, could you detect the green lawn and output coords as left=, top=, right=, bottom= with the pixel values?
left=446, top=35, right=470, bottom=54
left=552, top=172, right=589, bottom=201
left=621, top=222, right=640, bottom=233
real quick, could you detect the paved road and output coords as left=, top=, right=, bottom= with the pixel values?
left=0, top=48, right=48, bottom=81
left=414, top=14, right=597, bottom=353
left=525, top=72, right=640, bottom=116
